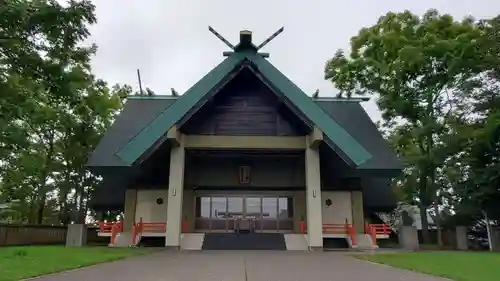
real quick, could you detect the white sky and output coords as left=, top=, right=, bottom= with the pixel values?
left=87, top=0, right=500, bottom=122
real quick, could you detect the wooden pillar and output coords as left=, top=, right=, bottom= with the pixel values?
left=123, top=189, right=137, bottom=232
left=305, top=144, right=323, bottom=250
left=165, top=143, right=186, bottom=249
left=351, top=191, right=364, bottom=233
left=182, top=189, right=195, bottom=232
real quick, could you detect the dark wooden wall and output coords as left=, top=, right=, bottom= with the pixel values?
left=184, top=153, right=305, bottom=189
left=318, top=143, right=357, bottom=189
left=181, top=68, right=308, bottom=136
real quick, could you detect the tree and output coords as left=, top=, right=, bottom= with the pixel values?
left=0, top=0, right=129, bottom=224
left=325, top=9, right=490, bottom=244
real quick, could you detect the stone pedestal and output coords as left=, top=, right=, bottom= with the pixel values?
left=491, top=228, right=500, bottom=251
left=455, top=226, right=468, bottom=250
left=398, top=226, right=419, bottom=251
left=66, top=224, right=87, bottom=247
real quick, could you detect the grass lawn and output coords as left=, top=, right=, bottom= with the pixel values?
left=0, top=246, right=153, bottom=281
left=357, top=251, right=500, bottom=281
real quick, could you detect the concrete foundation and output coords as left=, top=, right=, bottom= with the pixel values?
left=65, top=224, right=87, bottom=247
left=455, top=226, right=468, bottom=250
left=398, top=226, right=419, bottom=251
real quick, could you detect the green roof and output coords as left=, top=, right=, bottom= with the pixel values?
left=116, top=51, right=372, bottom=166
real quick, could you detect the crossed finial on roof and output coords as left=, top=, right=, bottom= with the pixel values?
left=208, top=26, right=284, bottom=58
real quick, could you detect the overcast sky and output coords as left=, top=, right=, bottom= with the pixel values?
left=87, top=0, right=499, bottom=122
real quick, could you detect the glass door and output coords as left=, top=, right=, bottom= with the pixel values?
left=262, top=197, right=278, bottom=231
left=227, top=197, right=243, bottom=231
left=278, top=197, right=293, bottom=231
left=194, top=195, right=294, bottom=233
left=210, top=197, right=227, bottom=231
left=245, top=197, right=262, bottom=232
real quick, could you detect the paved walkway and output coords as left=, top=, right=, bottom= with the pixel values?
left=30, top=251, right=448, bottom=281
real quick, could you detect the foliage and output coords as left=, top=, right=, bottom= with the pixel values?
left=0, top=0, right=130, bottom=224
left=325, top=9, right=500, bottom=244
left=358, top=252, right=500, bottom=281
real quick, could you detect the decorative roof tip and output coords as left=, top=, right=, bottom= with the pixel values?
left=209, top=26, right=284, bottom=58
left=312, top=89, right=319, bottom=99
left=239, top=30, right=253, bottom=48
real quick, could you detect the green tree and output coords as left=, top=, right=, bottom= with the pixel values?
left=325, top=9, right=489, bottom=244
left=440, top=16, right=500, bottom=226
left=0, top=0, right=128, bottom=224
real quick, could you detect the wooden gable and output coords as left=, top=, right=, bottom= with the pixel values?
left=181, top=67, right=309, bottom=136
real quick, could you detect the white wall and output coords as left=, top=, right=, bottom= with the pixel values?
left=321, top=191, right=352, bottom=224
left=135, top=189, right=169, bottom=223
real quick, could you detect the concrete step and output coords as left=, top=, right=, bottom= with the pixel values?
left=180, top=233, right=205, bottom=250
left=355, top=234, right=378, bottom=250
left=284, top=234, right=309, bottom=251
left=110, top=232, right=133, bottom=247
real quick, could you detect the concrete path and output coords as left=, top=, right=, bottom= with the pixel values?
left=30, top=251, right=449, bottom=281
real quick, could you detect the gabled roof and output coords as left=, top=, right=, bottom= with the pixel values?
left=87, top=96, right=401, bottom=173
left=115, top=51, right=372, bottom=167
left=86, top=97, right=177, bottom=168
left=316, top=100, right=401, bottom=174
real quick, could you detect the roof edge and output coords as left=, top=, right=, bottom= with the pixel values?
left=126, top=95, right=179, bottom=100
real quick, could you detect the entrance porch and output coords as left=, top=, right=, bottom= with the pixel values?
left=97, top=148, right=391, bottom=250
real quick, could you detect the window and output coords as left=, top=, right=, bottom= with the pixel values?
left=238, top=166, right=251, bottom=184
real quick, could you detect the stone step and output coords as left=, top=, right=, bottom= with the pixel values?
left=180, top=233, right=205, bottom=250
left=284, top=234, right=309, bottom=251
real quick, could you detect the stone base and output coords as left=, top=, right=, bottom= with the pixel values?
left=309, top=246, right=323, bottom=252
left=456, top=226, right=468, bottom=250
left=66, top=224, right=87, bottom=247
left=491, top=228, right=500, bottom=251
left=398, top=226, right=419, bottom=251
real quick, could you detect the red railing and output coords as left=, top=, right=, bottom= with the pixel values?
left=346, top=220, right=357, bottom=246
left=365, top=222, right=391, bottom=247
left=98, top=221, right=124, bottom=245
left=322, top=219, right=357, bottom=246
left=99, top=221, right=122, bottom=233
left=132, top=218, right=167, bottom=244
left=322, top=223, right=347, bottom=234
left=182, top=219, right=189, bottom=233
left=365, top=222, right=377, bottom=247
left=299, top=220, right=306, bottom=233
left=369, top=223, right=391, bottom=236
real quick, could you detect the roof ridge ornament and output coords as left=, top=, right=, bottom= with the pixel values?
left=208, top=26, right=284, bottom=58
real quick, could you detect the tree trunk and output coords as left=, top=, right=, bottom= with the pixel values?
left=36, top=194, right=47, bottom=224
left=74, top=170, right=87, bottom=224
left=36, top=133, right=55, bottom=224
left=27, top=192, right=37, bottom=224
left=58, top=170, right=72, bottom=225
left=433, top=197, right=443, bottom=247
left=419, top=91, right=437, bottom=245
left=419, top=201, right=430, bottom=244
left=418, top=168, right=431, bottom=244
